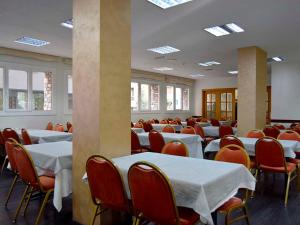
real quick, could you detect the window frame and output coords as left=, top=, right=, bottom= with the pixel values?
left=165, top=84, right=190, bottom=112
left=64, top=70, right=73, bottom=115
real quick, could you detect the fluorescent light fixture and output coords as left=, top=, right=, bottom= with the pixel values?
left=148, top=46, right=180, bottom=54
left=191, top=74, right=205, bottom=77
left=226, top=23, right=244, bottom=33
left=153, top=67, right=173, bottom=71
left=61, top=19, right=73, bottom=29
left=147, top=0, right=192, bottom=9
left=198, top=61, right=221, bottom=67
left=15, top=37, right=50, bottom=47
left=204, top=26, right=230, bottom=37
left=228, top=70, right=238, bottom=74
left=272, top=56, right=283, bottom=62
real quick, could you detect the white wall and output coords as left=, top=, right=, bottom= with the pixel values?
left=271, top=60, right=300, bottom=120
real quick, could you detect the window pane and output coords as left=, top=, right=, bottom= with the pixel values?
left=0, top=68, right=3, bottom=111
left=175, top=87, right=182, bottom=110
left=221, top=102, right=226, bottom=111
left=207, top=94, right=211, bottom=102
left=227, top=93, right=232, bottom=102
left=150, top=84, right=159, bottom=111
left=166, top=86, right=174, bottom=111
left=140, top=84, right=149, bottom=110
left=183, top=88, right=189, bottom=110
left=8, top=69, right=28, bottom=110
left=32, top=72, right=52, bottom=111
left=221, top=93, right=226, bottom=102
left=68, top=75, right=73, bottom=110
left=212, top=94, right=216, bottom=102
left=131, top=82, right=139, bottom=111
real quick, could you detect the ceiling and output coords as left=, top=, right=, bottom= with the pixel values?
left=0, top=0, right=299, bottom=79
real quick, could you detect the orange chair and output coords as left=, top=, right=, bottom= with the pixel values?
left=154, top=119, right=160, bottom=124
left=68, top=126, right=73, bottom=133
left=21, top=128, right=32, bottom=145
left=246, top=130, right=265, bottom=139
left=149, top=130, right=165, bottom=153
left=187, top=119, right=196, bottom=127
left=138, top=119, right=145, bottom=123
left=181, top=126, right=196, bottom=135
left=169, top=120, right=178, bottom=125
left=215, top=145, right=251, bottom=225
left=210, top=119, right=220, bottom=126
left=131, top=130, right=148, bottom=154
left=162, top=125, right=175, bottom=133
left=160, top=119, right=169, bottom=124
left=220, top=135, right=244, bottom=149
left=293, top=127, right=300, bottom=135
left=128, top=162, right=200, bottom=225
left=46, top=122, right=53, bottom=130
left=263, top=126, right=280, bottom=139
left=143, top=122, right=153, bottom=132
left=54, top=124, right=65, bottom=132
left=219, top=125, right=233, bottom=138
left=66, top=122, right=72, bottom=131
left=274, top=124, right=285, bottom=130
left=255, top=137, right=297, bottom=206
left=86, top=155, right=132, bottom=225
left=134, top=122, right=143, bottom=129
left=290, top=123, right=300, bottom=129
left=13, top=144, right=55, bottom=224
left=201, top=118, right=208, bottom=122
left=161, top=140, right=189, bottom=157
left=2, top=128, right=21, bottom=143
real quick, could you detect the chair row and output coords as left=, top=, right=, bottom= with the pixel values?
left=46, top=121, right=73, bottom=133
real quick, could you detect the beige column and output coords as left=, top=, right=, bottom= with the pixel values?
left=72, top=0, right=131, bottom=224
left=237, top=46, right=267, bottom=136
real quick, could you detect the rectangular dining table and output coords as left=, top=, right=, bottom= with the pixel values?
left=203, top=126, right=238, bottom=137
left=83, top=152, right=255, bottom=225
left=17, top=129, right=73, bottom=143
left=181, top=121, right=211, bottom=127
left=25, top=141, right=72, bottom=212
left=151, top=124, right=183, bottom=132
left=137, top=132, right=203, bottom=158
left=131, top=127, right=145, bottom=133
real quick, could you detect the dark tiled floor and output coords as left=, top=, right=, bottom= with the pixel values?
left=1, top=170, right=300, bottom=225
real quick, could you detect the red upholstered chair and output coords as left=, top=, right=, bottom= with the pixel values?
left=131, top=130, right=148, bottom=154
left=134, top=122, right=144, bottom=129
left=174, top=117, right=181, bottom=123
left=66, top=122, right=72, bottom=131
left=131, top=122, right=134, bottom=128
left=231, top=120, right=237, bottom=128
left=201, top=118, right=208, bottom=122
left=181, top=126, right=196, bottom=135
left=263, top=126, right=280, bottom=139
left=210, top=119, right=220, bottom=126
left=161, top=140, right=189, bottom=157
left=215, top=145, right=251, bottom=225
left=46, top=122, right=53, bottom=130
left=246, top=130, right=265, bottom=139
left=86, top=155, right=131, bottom=225
left=293, top=127, right=300, bottom=135
left=219, top=125, right=233, bottom=138
left=0, top=131, right=6, bottom=160
left=290, top=123, right=300, bottom=129
left=154, top=119, right=160, bottom=124
left=169, top=120, right=178, bottom=125
left=2, top=128, right=21, bottom=143
left=149, top=130, right=165, bottom=153
left=194, top=124, right=214, bottom=145
left=13, top=144, right=55, bottom=224
left=149, top=119, right=156, bottom=124
left=54, top=124, right=65, bottom=132
left=21, top=129, right=32, bottom=145
left=220, top=135, right=244, bottom=149
left=128, top=162, right=200, bottom=225
left=160, top=119, right=169, bottom=124
left=278, top=130, right=300, bottom=162
left=187, top=119, right=196, bottom=127
left=162, top=125, right=175, bottom=133
left=143, top=122, right=153, bottom=132
left=255, top=137, right=297, bottom=206
left=68, top=126, right=73, bottom=133
left=274, top=124, right=285, bottom=130
left=138, top=119, right=145, bottom=123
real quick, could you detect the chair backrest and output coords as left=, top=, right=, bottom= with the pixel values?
left=231, top=120, right=237, bottom=127
left=263, top=126, right=280, bottom=139
left=68, top=126, right=73, bottom=133
left=219, top=125, right=233, bottom=138
left=278, top=130, right=300, bottom=142
left=154, top=119, right=160, bottom=124
left=14, top=144, right=41, bottom=190
left=160, top=119, right=169, bottom=124
left=5, top=138, right=18, bottom=173
left=293, top=127, right=300, bottom=135
left=169, top=120, right=178, bottom=125
left=0, top=131, right=5, bottom=145
left=194, top=124, right=205, bottom=138
left=161, top=140, right=189, bottom=157
left=246, top=130, right=265, bottom=138
left=131, top=130, right=142, bottom=152
left=210, top=119, right=220, bottom=126
left=21, top=128, right=32, bottom=145
left=86, top=155, right=130, bottom=212
left=290, top=123, right=300, bottom=129
left=181, top=126, right=196, bottom=135
left=149, top=130, right=165, bottom=153
left=66, top=122, right=72, bottom=131
left=128, top=162, right=180, bottom=225
left=131, top=122, right=134, bottom=128
left=186, top=119, right=196, bottom=127
left=162, top=125, right=175, bottom=133
left=201, top=118, right=208, bottom=122
left=54, top=124, right=65, bottom=132
left=255, top=137, right=286, bottom=169
left=143, top=122, right=153, bottom=132
left=215, top=144, right=250, bottom=169
left=220, top=135, right=244, bottom=148
left=134, top=122, right=143, bottom=129
left=2, top=128, right=20, bottom=143
left=273, top=124, right=285, bottom=130
left=46, top=122, right=53, bottom=130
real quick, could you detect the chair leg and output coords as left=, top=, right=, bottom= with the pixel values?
left=34, top=190, right=52, bottom=225
left=13, top=185, right=29, bottom=223
left=284, top=173, right=291, bottom=207
left=22, top=187, right=33, bottom=216
left=89, top=205, right=100, bottom=225
left=251, top=169, right=259, bottom=198
left=1, top=157, right=8, bottom=174
left=243, top=206, right=250, bottom=225
left=4, top=174, right=18, bottom=207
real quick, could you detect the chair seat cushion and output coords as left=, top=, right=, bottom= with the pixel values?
left=288, top=158, right=300, bottom=166
left=178, top=206, right=200, bottom=225
left=39, top=176, right=55, bottom=191
left=260, top=162, right=296, bottom=173
left=217, top=197, right=243, bottom=213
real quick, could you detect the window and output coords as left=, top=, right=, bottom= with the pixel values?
left=150, top=84, right=160, bottom=110
left=183, top=88, right=189, bottom=110
left=140, top=84, right=149, bottom=110
left=67, top=75, right=73, bottom=110
left=175, top=87, right=182, bottom=110
left=0, top=68, right=3, bottom=111
left=8, top=69, right=28, bottom=110
left=131, top=82, right=138, bottom=111
left=166, top=86, right=174, bottom=110
left=32, top=72, right=53, bottom=111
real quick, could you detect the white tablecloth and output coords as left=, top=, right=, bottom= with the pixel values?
left=219, top=120, right=231, bottom=126
left=181, top=122, right=211, bottom=127
left=25, top=141, right=72, bottom=211
left=203, top=126, right=238, bottom=137
left=205, top=137, right=300, bottom=158
left=17, top=129, right=72, bottom=143
left=90, top=153, right=255, bottom=225
left=152, top=124, right=183, bottom=132
left=131, top=128, right=145, bottom=133
left=137, top=132, right=203, bottom=158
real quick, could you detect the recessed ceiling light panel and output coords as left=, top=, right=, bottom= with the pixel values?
left=198, top=61, right=221, bottom=67
left=153, top=67, right=173, bottom=71
left=228, top=70, right=238, bottom=74
left=15, top=37, right=50, bottom=47
left=148, top=46, right=180, bottom=54
left=226, top=23, right=244, bottom=33
left=190, top=74, right=205, bottom=78
left=272, top=57, right=283, bottom=62
left=61, top=19, right=73, bottom=29
left=205, top=23, right=244, bottom=37
left=147, top=0, right=192, bottom=9
left=204, top=26, right=230, bottom=37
